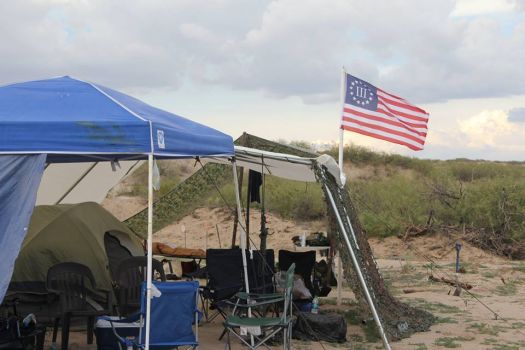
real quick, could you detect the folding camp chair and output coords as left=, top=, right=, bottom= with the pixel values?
left=201, top=249, right=244, bottom=322
left=223, top=263, right=295, bottom=350
left=104, top=280, right=200, bottom=350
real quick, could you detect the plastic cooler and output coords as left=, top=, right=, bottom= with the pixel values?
left=95, top=316, right=141, bottom=350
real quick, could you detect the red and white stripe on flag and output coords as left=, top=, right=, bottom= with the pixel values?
left=340, top=73, right=429, bottom=151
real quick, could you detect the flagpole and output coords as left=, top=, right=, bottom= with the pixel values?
left=338, top=66, right=347, bottom=185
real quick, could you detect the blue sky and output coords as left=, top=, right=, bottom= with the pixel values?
left=1, top=0, right=525, bottom=160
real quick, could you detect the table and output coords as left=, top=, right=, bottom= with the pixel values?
left=153, top=254, right=206, bottom=277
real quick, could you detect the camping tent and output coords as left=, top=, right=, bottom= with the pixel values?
left=0, top=76, right=235, bottom=349
left=10, top=202, right=144, bottom=294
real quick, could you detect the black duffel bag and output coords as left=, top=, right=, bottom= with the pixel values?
left=293, top=311, right=347, bottom=343
left=0, top=314, right=45, bottom=350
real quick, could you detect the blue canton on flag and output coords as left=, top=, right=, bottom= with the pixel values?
left=345, top=75, right=378, bottom=111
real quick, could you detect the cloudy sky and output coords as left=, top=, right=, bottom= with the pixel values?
left=2, top=0, right=525, bottom=160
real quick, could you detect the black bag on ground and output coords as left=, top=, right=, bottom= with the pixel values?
left=0, top=314, right=45, bottom=350
left=292, top=312, right=347, bottom=343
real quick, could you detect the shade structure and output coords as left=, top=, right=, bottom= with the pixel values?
left=0, top=76, right=233, bottom=161
left=0, top=76, right=235, bottom=350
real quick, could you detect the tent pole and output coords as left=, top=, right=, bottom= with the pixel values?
left=232, top=160, right=253, bottom=346
left=245, top=172, right=251, bottom=242
left=145, top=153, right=154, bottom=350
left=339, top=66, right=347, bottom=185
left=231, top=166, right=243, bottom=248
left=232, top=160, right=251, bottom=296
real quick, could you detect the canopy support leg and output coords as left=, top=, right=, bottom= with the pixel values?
left=232, top=160, right=254, bottom=346
left=145, top=154, right=154, bottom=350
left=232, top=160, right=251, bottom=296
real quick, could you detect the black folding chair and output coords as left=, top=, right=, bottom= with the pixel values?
left=201, top=249, right=244, bottom=323
left=114, top=256, right=166, bottom=317
left=278, top=250, right=316, bottom=297
left=247, top=249, right=275, bottom=295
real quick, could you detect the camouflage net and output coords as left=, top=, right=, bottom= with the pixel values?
left=315, top=164, right=435, bottom=340
left=124, top=163, right=232, bottom=237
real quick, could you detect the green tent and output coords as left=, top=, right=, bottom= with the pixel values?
left=11, top=202, right=144, bottom=294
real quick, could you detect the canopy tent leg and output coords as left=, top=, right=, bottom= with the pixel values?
left=232, top=160, right=251, bottom=296
left=232, top=160, right=254, bottom=347
left=145, top=154, right=154, bottom=350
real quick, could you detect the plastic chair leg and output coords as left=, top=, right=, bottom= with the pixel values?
left=87, top=315, right=95, bottom=344
left=61, top=313, right=71, bottom=350
left=52, top=317, right=60, bottom=342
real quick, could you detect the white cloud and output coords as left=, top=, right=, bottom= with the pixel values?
left=452, top=0, right=519, bottom=17
left=1, top=0, right=525, bottom=105
left=459, top=110, right=515, bottom=147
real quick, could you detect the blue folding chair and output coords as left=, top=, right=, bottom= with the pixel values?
left=102, top=281, right=200, bottom=349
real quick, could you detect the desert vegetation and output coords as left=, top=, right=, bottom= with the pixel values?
left=118, top=142, right=525, bottom=259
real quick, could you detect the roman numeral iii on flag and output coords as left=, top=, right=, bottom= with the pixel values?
left=340, top=71, right=429, bottom=151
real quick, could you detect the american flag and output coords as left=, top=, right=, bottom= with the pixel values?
left=340, top=73, right=429, bottom=151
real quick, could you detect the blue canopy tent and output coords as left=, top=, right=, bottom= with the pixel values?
left=0, top=76, right=252, bottom=349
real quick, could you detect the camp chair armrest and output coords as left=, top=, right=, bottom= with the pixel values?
left=235, top=292, right=282, bottom=300
left=225, top=297, right=284, bottom=308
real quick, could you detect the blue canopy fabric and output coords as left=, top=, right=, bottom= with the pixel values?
left=0, top=76, right=234, bottom=162
left=0, top=154, right=46, bottom=304
left=0, top=76, right=234, bottom=305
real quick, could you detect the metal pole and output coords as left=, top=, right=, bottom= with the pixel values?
left=232, top=160, right=251, bottom=297
left=233, top=161, right=254, bottom=346
left=323, top=182, right=391, bottom=350
left=339, top=66, right=347, bottom=185
left=144, top=153, right=154, bottom=350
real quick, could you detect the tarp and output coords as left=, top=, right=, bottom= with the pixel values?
left=0, top=76, right=234, bottom=161
left=0, top=154, right=46, bottom=304
left=10, top=202, right=144, bottom=294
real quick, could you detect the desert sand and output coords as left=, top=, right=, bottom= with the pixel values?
left=47, top=206, right=525, bottom=349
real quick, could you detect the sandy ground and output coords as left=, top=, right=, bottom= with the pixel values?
left=76, top=204, right=525, bottom=350
left=43, top=246, right=525, bottom=350
left=153, top=207, right=326, bottom=252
